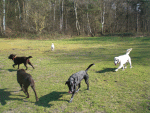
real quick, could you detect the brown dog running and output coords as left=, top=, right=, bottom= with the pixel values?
left=17, top=69, right=38, bottom=102
left=8, top=54, right=34, bottom=70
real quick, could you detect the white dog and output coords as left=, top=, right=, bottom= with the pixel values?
left=51, top=43, right=54, bottom=51
left=114, top=48, right=132, bottom=72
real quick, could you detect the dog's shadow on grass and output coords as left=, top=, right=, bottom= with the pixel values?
left=35, top=91, right=67, bottom=107
left=0, top=68, right=17, bottom=72
left=0, top=88, right=22, bottom=105
left=8, top=69, right=17, bottom=72
left=96, top=68, right=116, bottom=73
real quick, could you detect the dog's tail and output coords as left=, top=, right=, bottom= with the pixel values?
left=85, top=63, right=95, bottom=72
left=126, top=48, right=132, bottom=55
left=27, top=56, right=33, bottom=59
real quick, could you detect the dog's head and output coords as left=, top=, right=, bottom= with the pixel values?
left=17, top=69, right=26, bottom=75
left=65, top=77, right=76, bottom=94
left=114, top=57, right=120, bottom=65
left=17, top=69, right=26, bottom=72
left=8, top=54, right=16, bottom=60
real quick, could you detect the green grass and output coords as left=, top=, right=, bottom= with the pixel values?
left=0, top=36, right=150, bottom=113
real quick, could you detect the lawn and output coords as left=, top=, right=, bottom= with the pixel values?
left=0, top=36, right=150, bottom=113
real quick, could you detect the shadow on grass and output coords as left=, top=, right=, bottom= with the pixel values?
left=8, top=69, right=17, bottom=72
left=0, top=68, right=17, bottom=72
left=96, top=68, right=116, bottom=73
left=35, top=91, right=67, bottom=107
left=0, top=88, right=22, bottom=105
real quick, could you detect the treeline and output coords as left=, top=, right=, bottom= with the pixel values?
left=0, top=0, right=150, bottom=37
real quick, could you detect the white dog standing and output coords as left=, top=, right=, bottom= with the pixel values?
left=114, top=48, right=132, bottom=72
left=51, top=43, right=54, bottom=51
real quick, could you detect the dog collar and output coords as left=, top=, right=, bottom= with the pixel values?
left=13, top=56, right=17, bottom=60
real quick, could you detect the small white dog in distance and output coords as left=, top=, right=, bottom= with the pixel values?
left=51, top=43, right=54, bottom=51
left=114, top=48, right=132, bottom=72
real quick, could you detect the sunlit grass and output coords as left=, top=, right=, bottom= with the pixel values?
left=0, top=36, right=150, bottom=112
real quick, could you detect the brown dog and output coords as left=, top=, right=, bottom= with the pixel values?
left=17, top=69, right=38, bottom=101
left=8, top=54, right=34, bottom=70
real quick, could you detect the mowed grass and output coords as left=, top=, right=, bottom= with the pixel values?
left=0, top=36, right=150, bottom=113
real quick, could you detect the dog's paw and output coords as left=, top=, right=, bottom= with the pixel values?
left=115, top=69, right=118, bottom=72
left=69, top=100, right=72, bottom=103
left=76, top=89, right=80, bottom=92
left=69, top=98, right=73, bottom=103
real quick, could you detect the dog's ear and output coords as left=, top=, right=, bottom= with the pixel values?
left=21, top=69, right=26, bottom=72
left=114, top=57, right=118, bottom=60
left=117, top=58, right=120, bottom=63
left=65, top=81, right=69, bottom=85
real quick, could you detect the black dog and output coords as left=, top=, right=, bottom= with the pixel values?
left=65, top=63, right=95, bottom=103
left=8, top=54, right=34, bottom=70
left=17, top=69, right=38, bottom=101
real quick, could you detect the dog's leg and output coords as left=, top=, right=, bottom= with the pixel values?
left=31, top=85, right=39, bottom=102
left=18, top=64, right=20, bottom=69
left=28, top=61, right=35, bottom=69
left=19, top=83, right=23, bottom=91
left=24, top=86, right=29, bottom=98
left=115, top=64, right=123, bottom=71
left=69, top=91, right=75, bottom=103
left=84, top=75, right=89, bottom=90
left=22, top=86, right=27, bottom=95
left=129, top=58, right=132, bottom=68
left=24, top=63, right=28, bottom=70
left=76, top=83, right=80, bottom=92
left=13, top=64, right=17, bottom=68
left=69, top=86, right=76, bottom=103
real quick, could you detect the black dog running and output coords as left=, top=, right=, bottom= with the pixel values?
left=65, top=63, right=95, bottom=103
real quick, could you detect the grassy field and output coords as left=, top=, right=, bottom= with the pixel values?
left=0, top=36, right=150, bottom=113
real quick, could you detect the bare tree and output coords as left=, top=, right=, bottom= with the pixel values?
left=101, top=1, right=105, bottom=35
left=74, top=0, right=80, bottom=35
left=2, top=0, right=150, bottom=37
left=17, top=0, right=22, bottom=31
left=3, top=0, right=5, bottom=35
left=86, top=0, right=93, bottom=36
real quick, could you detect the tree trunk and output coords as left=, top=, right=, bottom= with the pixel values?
left=101, top=2, right=105, bottom=35
left=53, top=0, right=56, bottom=31
left=17, top=0, right=22, bottom=31
left=74, top=0, right=80, bottom=35
left=3, top=0, right=6, bottom=35
left=87, top=1, right=93, bottom=37
left=127, top=0, right=129, bottom=32
left=59, top=0, right=64, bottom=32
left=54, top=0, right=56, bottom=22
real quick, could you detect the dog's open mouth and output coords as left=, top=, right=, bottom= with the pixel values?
left=68, top=91, right=74, bottom=94
left=68, top=91, right=72, bottom=94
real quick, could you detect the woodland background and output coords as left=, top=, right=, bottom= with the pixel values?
left=0, top=0, right=150, bottom=37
